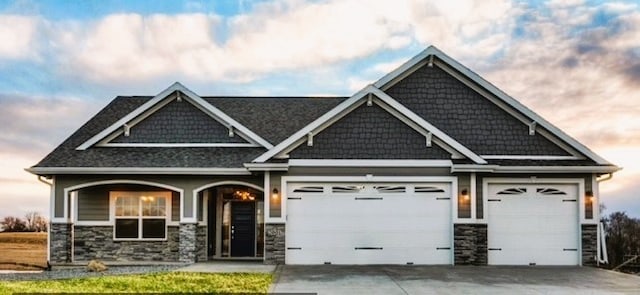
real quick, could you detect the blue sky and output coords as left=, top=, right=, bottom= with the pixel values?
left=0, top=0, right=639, bottom=219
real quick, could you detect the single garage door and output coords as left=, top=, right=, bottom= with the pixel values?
left=487, top=183, right=579, bottom=265
left=285, top=182, right=452, bottom=265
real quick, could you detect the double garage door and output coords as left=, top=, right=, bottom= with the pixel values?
left=284, top=181, right=580, bottom=265
left=286, top=182, right=453, bottom=265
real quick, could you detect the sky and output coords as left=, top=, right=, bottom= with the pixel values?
left=0, top=0, right=639, bottom=220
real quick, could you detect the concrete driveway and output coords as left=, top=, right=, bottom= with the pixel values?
left=270, top=265, right=640, bottom=294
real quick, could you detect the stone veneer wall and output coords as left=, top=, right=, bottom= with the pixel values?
left=51, top=223, right=72, bottom=263
left=582, top=224, right=597, bottom=266
left=196, top=225, right=207, bottom=262
left=454, top=224, right=488, bottom=265
left=179, top=223, right=197, bottom=263
left=264, top=224, right=285, bottom=264
left=73, top=226, right=179, bottom=262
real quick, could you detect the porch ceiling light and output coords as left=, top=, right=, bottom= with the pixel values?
left=272, top=188, right=280, bottom=200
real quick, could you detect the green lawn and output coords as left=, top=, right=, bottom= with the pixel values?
left=0, top=272, right=272, bottom=294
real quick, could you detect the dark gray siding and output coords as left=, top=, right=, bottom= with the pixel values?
left=289, top=103, right=452, bottom=159
left=77, top=188, right=109, bottom=221
left=172, top=192, right=180, bottom=222
left=385, top=63, right=571, bottom=156
left=111, top=99, right=247, bottom=144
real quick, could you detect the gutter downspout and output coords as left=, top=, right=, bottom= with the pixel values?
left=596, top=173, right=614, bottom=265
left=37, top=176, right=53, bottom=269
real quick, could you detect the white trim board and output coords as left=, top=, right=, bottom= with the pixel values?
left=76, top=82, right=273, bottom=150
left=288, top=159, right=452, bottom=167
left=26, top=167, right=251, bottom=175
left=98, top=143, right=261, bottom=148
left=374, top=46, right=612, bottom=165
left=253, top=85, right=486, bottom=164
left=451, top=165, right=620, bottom=173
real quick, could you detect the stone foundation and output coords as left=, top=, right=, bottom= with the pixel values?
left=264, top=223, right=285, bottom=264
left=454, top=223, right=488, bottom=265
left=51, top=223, right=72, bottom=263
left=73, top=226, right=179, bottom=262
left=196, top=225, right=207, bottom=262
left=179, top=223, right=197, bottom=263
left=582, top=224, right=597, bottom=266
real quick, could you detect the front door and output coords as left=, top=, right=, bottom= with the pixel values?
left=231, top=202, right=256, bottom=257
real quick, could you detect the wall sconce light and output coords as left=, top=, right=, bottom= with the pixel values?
left=271, top=188, right=280, bottom=200
left=586, top=190, right=594, bottom=203
left=461, top=188, right=470, bottom=201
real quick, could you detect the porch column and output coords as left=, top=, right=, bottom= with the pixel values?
left=179, top=223, right=197, bottom=263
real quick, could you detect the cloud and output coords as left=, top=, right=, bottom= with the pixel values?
left=0, top=93, right=99, bottom=157
left=0, top=14, right=40, bottom=60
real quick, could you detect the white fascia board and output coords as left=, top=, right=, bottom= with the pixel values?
left=374, top=46, right=613, bottom=166
left=480, top=155, right=582, bottom=160
left=370, top=87, right=486, bottom=164
left=77, top=82, right=273, bottom=150
left=26, top=167, right=251, bottom=175
left=373, top=46, right=437, bottom=89
left=450, top=164, right=620, bottom=173
left=177, top=85, right=273, bottom=149
left=77, top=83, right=182, bottom=150
left=253, top=86, right=373, bottom=162
left=243, top=163, right=289, bottom=171
left=97, top=143, right=260, bottom=148
left=430, top=48, right=612, bottom=166
left=288, top=159, right=452, bottom=167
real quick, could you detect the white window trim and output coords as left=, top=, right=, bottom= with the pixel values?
left=110, top=191, right=171, bottom=241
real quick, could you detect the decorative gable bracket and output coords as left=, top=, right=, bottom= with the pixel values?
left=76, top=82, right=274, bottom=150
left=253, top=84, right=486, bottom=164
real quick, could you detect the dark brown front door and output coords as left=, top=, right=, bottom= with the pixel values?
left=231, top=202, right=255, bottom=257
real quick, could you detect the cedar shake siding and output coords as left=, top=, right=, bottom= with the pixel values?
left=110, top=98, right=248, bottom=144
left=385, top=62, right=572, bottom=156
left=289, top=103, right=452, bottom=159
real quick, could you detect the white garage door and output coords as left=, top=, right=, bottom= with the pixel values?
left=487, top=183, right=579, bottom=265
left=285, top=182, right=452, bottom=265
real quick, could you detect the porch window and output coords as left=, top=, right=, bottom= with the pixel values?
left=111, top=191, right=170, bottom=240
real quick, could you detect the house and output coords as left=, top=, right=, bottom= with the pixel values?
left=28, top=46, right=619, bottom=266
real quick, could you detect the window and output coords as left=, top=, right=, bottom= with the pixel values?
left=111, top=191, right=170, bottom=240
left=496, top=188, right=526, bottom=195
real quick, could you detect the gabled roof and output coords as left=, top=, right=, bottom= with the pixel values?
left=252, top=85, right=487, bottom=164
left=374, top=46, right=612, bottom=166
left=29, top=94, right=344, bottom=174
left=76, top=82, right=274, bottom=150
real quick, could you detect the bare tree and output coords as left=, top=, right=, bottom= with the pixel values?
left=603, top=211, right=640, bottom=268
left=1, top=216, right=26, bottom=232
left=23, top=212, right=48, bottom=232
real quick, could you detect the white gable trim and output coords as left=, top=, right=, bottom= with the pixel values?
left=450, top=164, right=620, bottom=174
left=375, top=46, right=611, bottom=165
left=252, top=85, right=485, bottom=164
left=76, top=82, right=273, bottom=150
left=97, top=143, right=260, bottom=148
left=26, top=167, right=251, bottom=175
left=288, top=159, right=452, bottom=167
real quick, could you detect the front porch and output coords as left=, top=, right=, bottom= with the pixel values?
left=48, top=175, right=268, bottom=265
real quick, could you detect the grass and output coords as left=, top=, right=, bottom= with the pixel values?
left=0, top=232, right=47, bottom=270
left=0, top=272, right=272, bottom=293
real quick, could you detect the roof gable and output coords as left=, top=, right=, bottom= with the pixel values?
left=385, top=59, right=571, bottom=156
left=288, top=102, right=452, bottom=159
left=253, top=85, right=486, bottom=164
left=76, top=82, right=273, bottom=150
left=374, top=46, right=612, bottom=165
left=104, top=96, right=252, bottom=146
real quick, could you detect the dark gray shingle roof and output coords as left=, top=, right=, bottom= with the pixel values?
left=33, top=95, right=346, bottom=168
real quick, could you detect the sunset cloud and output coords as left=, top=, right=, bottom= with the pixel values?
left=0, top=0, right=638, bottom=218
